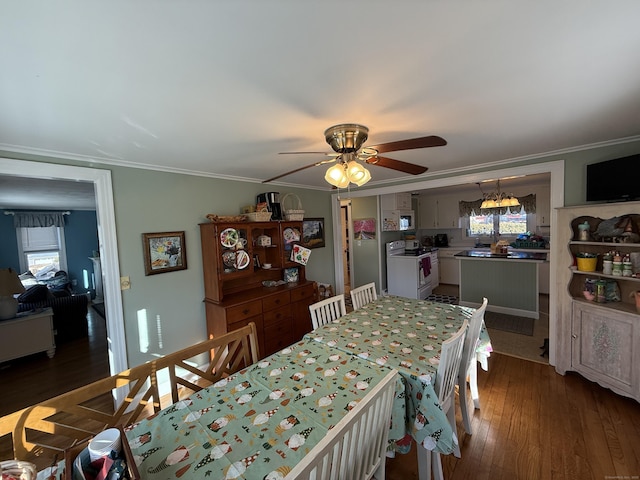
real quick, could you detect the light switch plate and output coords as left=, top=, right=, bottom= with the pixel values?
left=120, top=276, right=131, bottom=290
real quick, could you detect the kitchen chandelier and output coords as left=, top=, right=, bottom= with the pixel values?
left=479, top=179, right=520, bottom=209
left=324, top=153, right=372, bottom=188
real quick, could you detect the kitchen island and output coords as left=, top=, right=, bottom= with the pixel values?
left=454, top=249, right=547, bottom=318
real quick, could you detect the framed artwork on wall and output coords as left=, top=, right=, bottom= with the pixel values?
left=353, top=218, right=376, bottom=240
left=302, top=218, right=325, bottom=249
left=142, top=231, right=187, bottom=275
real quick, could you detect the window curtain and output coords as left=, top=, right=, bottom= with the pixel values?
left=13, top=211, right=67, bottom=228
left=458, top=194, right=536, bottom=217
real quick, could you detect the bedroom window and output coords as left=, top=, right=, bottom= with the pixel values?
left=17, top=226, right=68, bottom=277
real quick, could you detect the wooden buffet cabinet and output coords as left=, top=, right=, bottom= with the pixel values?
left=200, top=220, right=316, bottom=357
left=555, top=201, right=640, bottom=402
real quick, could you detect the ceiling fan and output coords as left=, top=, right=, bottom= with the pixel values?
left=262, top=123, right=447, bottom=187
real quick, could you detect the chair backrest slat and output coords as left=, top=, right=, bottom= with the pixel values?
left=309, top=294, right=347, bottom=329
left=459, top=297, right=488, bottom=377
left=350, top=283, right=378, bottom=310
left=436, top=319, right=468, bottom=410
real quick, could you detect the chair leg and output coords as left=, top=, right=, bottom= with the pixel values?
left=447, top=403, right=461, bottom=458
left=416, top=443, right=432, bottom=480
left=432, top=451, right=444, bottom=480
left=458, top=371, right=473, bottom=436
left=469, top=357, right=480, bottom=410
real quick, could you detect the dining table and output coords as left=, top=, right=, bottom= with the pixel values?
left=304, top=295, right=492, bottom=456
left=120, top=339, right=397, bottom=480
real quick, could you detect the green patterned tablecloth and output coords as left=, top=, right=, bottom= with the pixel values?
left=123, top=340, right=396, bottom=479
left=304, top=295, right=492, bottom=455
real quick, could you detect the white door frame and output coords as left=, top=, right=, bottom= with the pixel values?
left=0, top=158, right=128, bottom=381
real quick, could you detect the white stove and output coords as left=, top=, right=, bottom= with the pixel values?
left=386, top=240, right=434, bottom=299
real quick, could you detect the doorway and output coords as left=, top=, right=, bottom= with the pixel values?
left=0, top=158, right=127, bottom=380
left=340, top=200, right=352, bottom=295
left=340, top=200, right=353, bottom=296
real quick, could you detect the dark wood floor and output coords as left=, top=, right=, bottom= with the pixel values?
left=2, top=308, right=640, bottom=479
left=0, top=307, right=110, bottom=416
left=386, top=354, right=640, bottom=480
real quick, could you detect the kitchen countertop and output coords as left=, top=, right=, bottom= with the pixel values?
left=454, top=249, right=548, bottom=261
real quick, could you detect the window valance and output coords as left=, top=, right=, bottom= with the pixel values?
left=458, top=194, right=536, bottom=217
left=12, top=211, right=69, bottom=228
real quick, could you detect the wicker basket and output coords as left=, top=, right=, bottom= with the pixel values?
left=206, top=214, right=248, bottom=223
left=243, top=211, right=272, bottom=222
left=281, top=193, right=305, bottom=221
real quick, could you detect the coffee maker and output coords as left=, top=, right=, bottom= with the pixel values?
left=257, top=192, right=282, bottom=220
left=434, top=233, right=449, bottom=247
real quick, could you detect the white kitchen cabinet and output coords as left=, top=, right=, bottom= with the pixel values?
left=418, top=196, right=459, bottom=228
left=437, top=249, right=459, bottom=285
left=430, top=252, right=439, bottom=289
left=381, top=192, right=412, bottom=211
left=419, top=197, right=438, bottom=228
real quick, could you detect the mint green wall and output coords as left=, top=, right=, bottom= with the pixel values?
left=350, top=196, right=380, bottom=290
left=0, top=152, right=334, bottom=368
left=108, top=167, right=335, bottom=364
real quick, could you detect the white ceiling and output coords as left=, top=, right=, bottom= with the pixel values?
left=2, top=1, right=640, bottom=209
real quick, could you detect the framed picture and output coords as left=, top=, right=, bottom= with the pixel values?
left=353, top=218, right=376, bottom=240
left=142, top=231, right=187, bottom=275
left=302, top=218, right=325, bottom=249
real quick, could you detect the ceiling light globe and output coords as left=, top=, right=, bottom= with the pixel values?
left=346, top=160, right=366, bottom=181
left=352, top=167, right=371, bottom=186
left=325, top=164, right=349, bottom=188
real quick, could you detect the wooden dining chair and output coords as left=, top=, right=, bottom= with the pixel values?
left=0, top=323, right=260, bottom=470
left=309, top=294, right=346, bottom=329
left=350, top=282, right=378, bottom=310
left=457, top=297, right=488, bottom=439
left=417, top=319, right=468, bottom=480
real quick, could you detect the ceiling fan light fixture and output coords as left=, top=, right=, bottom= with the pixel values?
left=324, top=124, right=369, bottom=153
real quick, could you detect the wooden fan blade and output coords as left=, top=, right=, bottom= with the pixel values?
left=368, top=135, right=447, bottom=154
left=365, top=156, right=428, bottom=175
left=263, top=158, right=337, bottom=183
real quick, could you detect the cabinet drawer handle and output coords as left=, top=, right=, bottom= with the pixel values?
left=275, top=299, right=281, bottom=305
left=243, top=309, right=250, bottom=315
left=571, top=334, right=577, bottom=339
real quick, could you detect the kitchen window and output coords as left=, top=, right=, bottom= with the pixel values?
left=469, top=208, right=529, bottom=236
left=460, top=194, right=537, bottom=238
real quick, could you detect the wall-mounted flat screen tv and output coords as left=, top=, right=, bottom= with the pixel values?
left=586, top=154, right=640, bottom=202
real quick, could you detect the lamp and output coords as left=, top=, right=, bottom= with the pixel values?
left=480, top=179, right=520, bottom=210
left=324, top=154, right=372, bottom=188
left=0, top=268, right=25, bottom=320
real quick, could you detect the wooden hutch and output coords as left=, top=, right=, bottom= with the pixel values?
left=200, top=220, right=316, bottom=357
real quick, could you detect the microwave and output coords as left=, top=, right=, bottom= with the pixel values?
left=383, top=210, right=415, bottom=231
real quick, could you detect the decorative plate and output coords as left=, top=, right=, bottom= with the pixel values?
left=283, top=227, right=301, bottom=243
left=220, top=228, right=238, bottom=248
left=222, top=251, right=236, bottom=267
left=236, top=250, right=251, bottom=270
